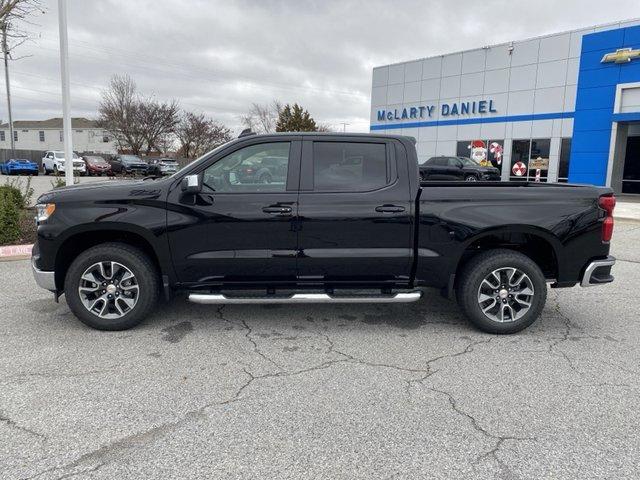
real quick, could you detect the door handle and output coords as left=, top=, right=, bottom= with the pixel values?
left=375, top=205, right=405, bottom=213
left=262, top=205, right=293, bottom=216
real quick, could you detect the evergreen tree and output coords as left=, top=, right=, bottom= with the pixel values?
left=275, top=103, right=318, bottom=132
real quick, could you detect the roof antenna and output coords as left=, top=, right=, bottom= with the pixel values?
left=238, top=128, right=256, bottom=138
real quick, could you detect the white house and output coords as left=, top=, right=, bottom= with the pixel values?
left=0, top=117, right=118, bottom=154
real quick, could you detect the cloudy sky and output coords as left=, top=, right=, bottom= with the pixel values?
left=3, top=0, right=639, bottom=134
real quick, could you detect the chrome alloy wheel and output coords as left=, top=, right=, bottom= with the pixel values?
left=78, top=261, right=139, bottom=319
left=477, top=267, right=534, bottom=323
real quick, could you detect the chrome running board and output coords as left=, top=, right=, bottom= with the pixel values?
left=188, top=291, right=422, bottom=305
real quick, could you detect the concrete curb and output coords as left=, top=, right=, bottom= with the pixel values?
left=0, top=244, right=33, bottom=262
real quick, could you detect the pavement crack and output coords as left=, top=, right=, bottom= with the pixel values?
left=239, top=318, right=282, bottom=371
left=427, top=385, right=536, bottom=479
left=0, top=411, right=47, bottom=441
left=547, top=292, right=578, bottom=372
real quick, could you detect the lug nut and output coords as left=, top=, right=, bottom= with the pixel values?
left=107, top=294, right=112, bottom=299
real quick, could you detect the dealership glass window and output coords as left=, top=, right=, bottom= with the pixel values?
left=59, top=130, right=63, bottom=142
left=510, top=140, right=530, bottom=182
left=509, top=139, right=551, bottom=182
left=39, top=130, right=45, bottom=142
left=529, top=138, right=550, bottom=182
left=0, top=131, right=4, bottom=142
left=456, top=141, right=470, bottom=158
left=13, top=130, right=18, bottom=142
left=558, top=138, right=571, bottom=183
left=457, top=139, right=504, bottom=170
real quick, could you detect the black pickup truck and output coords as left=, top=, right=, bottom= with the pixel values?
left=31, top=132, right=616, bottom=334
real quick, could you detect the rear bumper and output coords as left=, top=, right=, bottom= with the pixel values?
left=580, top=256, right=615, bottom=287
left=31, top=257, right=56, bottom=292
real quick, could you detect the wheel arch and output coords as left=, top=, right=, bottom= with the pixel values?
left=454, top=226, right=562, bottom=285
left=54, top=224, right=169, bottom=291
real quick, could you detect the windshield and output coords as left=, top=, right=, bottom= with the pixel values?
left=54, top=152, right=80, bottom=159
left=459, top=157, right=481, bottom=166
left=121, top=155, right=143, bottom=163
left=87, top=156, right=106, bottom=163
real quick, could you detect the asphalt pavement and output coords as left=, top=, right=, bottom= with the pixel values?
left=0, top=222, right=639, bottom=479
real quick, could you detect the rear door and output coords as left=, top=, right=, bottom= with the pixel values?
left=296, top=137, right=413, bottom=284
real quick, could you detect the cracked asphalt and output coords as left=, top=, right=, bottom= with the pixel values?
left=1, top=222, right=639, bottom=479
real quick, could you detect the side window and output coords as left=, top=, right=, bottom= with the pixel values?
left=203, top=142, right=291, bottom=193
left=448, top=158, right=462, bottom=167
left=312, top=142, right=389, bottom=192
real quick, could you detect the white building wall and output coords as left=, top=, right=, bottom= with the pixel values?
left=370, top=18, right=640, bottom=180
left=0, top=128, right=117, bottom=154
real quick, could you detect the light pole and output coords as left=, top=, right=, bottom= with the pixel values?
left=58, top=0, right=74, bottom=186
left=1, top=21, right=15, bottom=157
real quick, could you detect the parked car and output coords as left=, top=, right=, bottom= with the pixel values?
left=41, top=150, right=86, bottom=176
left=0, top=158, right=39, bottom=176
left=31, top=132, right=616, bottom=334
left=419, top=156, right=501, bottom=181
left=233, top=155, right=288, bottom=184
left=83, top=155, right=112, bottom=176
left=147, top=158, right=179, bottom=176
left=108, top=155, right=149, bottom=175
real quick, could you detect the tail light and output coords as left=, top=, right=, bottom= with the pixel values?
left=599, top=195, right=616, bottom=243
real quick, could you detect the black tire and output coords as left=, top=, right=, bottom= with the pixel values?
left=64, top=242, right=159, bottom=330
left=456, top=249, right=547, bottom=334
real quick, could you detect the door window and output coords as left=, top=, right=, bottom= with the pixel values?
left=312, top=142, right=389, bottom=192
left=203, top=142, right=291, bottom=193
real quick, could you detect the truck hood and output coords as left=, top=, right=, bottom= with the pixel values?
left=37, top=179, right=166, bottom=204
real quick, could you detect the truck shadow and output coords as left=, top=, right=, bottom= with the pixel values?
left=152, top=287, right=470, bottom=334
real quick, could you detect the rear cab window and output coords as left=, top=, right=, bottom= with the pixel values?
left=308, top=141, right=394, bottom=192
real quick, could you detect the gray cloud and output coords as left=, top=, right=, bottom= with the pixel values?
left=3, top=0, right=639, bottom=133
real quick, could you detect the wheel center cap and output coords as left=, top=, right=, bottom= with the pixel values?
left=499, top=289, right=509, bottom=299
left=106, top=284, right=117, bottom=294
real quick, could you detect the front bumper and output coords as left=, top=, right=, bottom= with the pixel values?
left=580, top=256, right=615, bottom=287
left=7, top=167, right=38, bottom=174
left=57, top=165, right=86, bottom=173
left=31, top=257, right=56, bottom=292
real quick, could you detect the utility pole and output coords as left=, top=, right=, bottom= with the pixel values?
left=58, top=0, right=73, bottom=186
left=340, top=122, right=350, bottom=133
left=1, top=21, right=15, bottom=157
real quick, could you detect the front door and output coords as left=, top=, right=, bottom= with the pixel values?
left=296, top=138, right=413, bottom=284
left=167, top=138, right=301, bottom=285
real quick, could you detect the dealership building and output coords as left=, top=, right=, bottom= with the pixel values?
left=370, top=18, right=640, bottom=193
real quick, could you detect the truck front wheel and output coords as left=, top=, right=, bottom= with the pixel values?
left=64, top=242, right=159, bottom=330
left=456, top=249, right=547, bottom=334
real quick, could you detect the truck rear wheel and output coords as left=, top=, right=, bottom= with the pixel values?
left=64, top=242, right=159, bottom=330
left=456, top=249, right=547, bottom=334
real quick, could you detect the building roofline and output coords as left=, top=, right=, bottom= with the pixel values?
left=373, top=16, right=640, bottom=70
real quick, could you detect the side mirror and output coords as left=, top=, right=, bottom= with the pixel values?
left=181, top=174, right=202, bottom=194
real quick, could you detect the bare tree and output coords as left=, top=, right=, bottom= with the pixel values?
left=98, top=75, right=146, bottom=155
left=0, top=0, right=44, bottom=55
left=240, top=100, right=282, bottom=134
left=98, top=75, right=180, bottom=155
left=1, top=0, right=45, bottom=154
left=138, top=97, right=180, bottom=155
left=176, top=111, right=232, bottom=159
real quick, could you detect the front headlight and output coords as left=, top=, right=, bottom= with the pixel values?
left=36, top=203, right=56, bottom=223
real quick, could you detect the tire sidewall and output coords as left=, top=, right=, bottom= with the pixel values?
left=64, top=244, right=158, bottom=330
left=457, top=250, right=547, bottom=334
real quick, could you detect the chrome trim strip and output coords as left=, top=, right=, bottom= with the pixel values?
left=188, top=291, right=422, bottom=305
left=31, top=258, right=57, bottom=292
left=580, top=256, right=615, bottom=287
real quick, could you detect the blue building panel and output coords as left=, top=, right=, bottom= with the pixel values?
left=568, top=24, right=640, bottom=185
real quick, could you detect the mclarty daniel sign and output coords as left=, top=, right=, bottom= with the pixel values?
left=377, top=99, right=497, bottom=122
